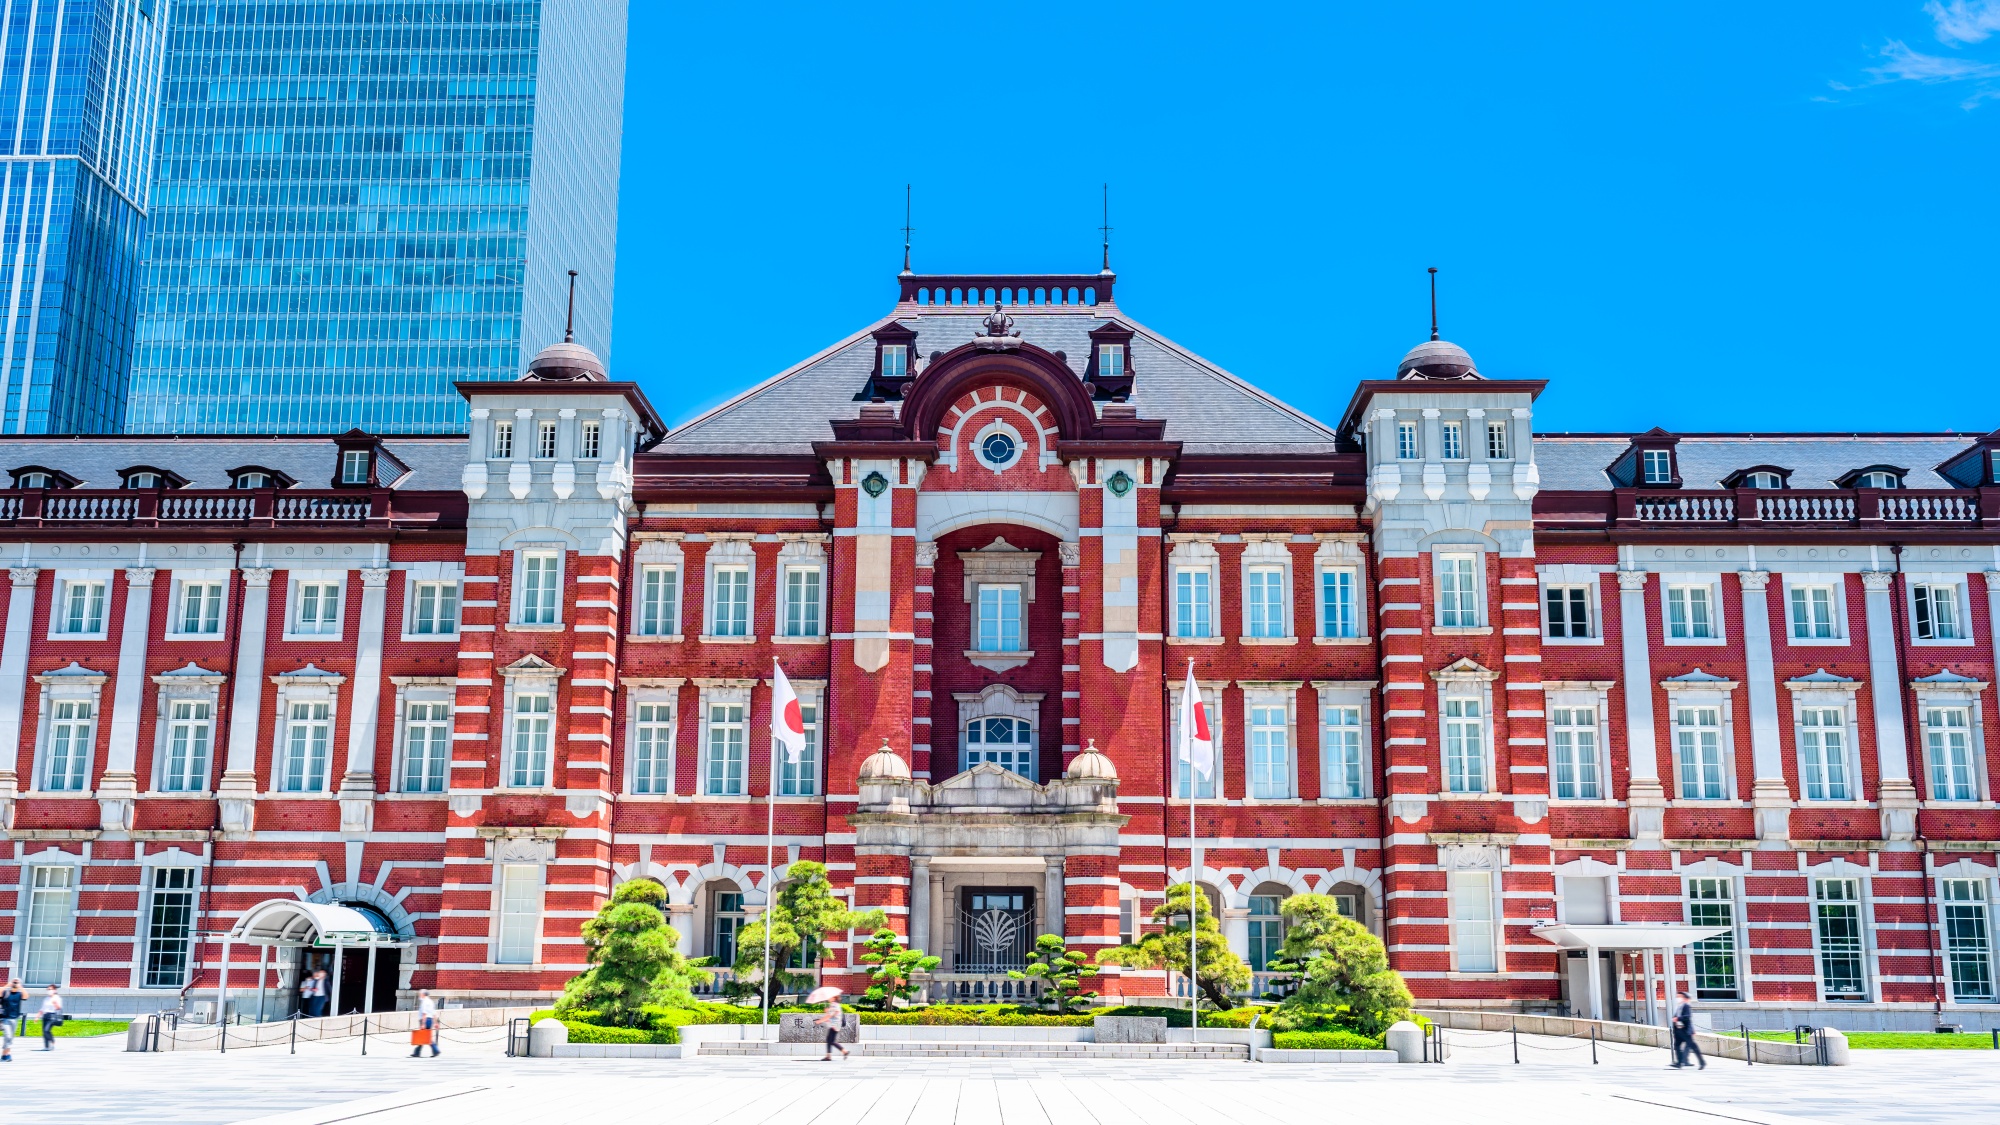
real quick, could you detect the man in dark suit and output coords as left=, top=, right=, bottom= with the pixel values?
left=1671, top=990, right=1706, bottom=1069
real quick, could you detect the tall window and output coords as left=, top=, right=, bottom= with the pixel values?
left=1174, top=568, right=1211, bottom=638
left=1248, top=703, right=1291, bottom=799
left=43, top=700, right=94, bottom=792
left=1443, top=695, right=1486, bottom=793
left=142, top=868, right=197, bottom=988
left=1641, top=449, right=1672, bottom=484
left=1942, top=879, right=1995, bottom=1002
left=1321, top=704, right=1364, bottom=798
left=1789, top=584, right=1837, bottom=640
left=1687, top=878, right=1739, bottom=1000
left=496, top=864, right=541, bottom=965
left=783, top=566, right=822, bottom=637
left=178, top=581, right=224, bottom=634
left=631, top=703, right=673, bottom=795
left=1396, top=420, right=1418, bottom=460
left=1543, top=585, right=1589, bottom=638
left=1913, top=583, right=1962, bottom=640
left=1797, top=707, right=1850, bottom=801
left=1486, top=420, right=1509, bottom=459
left=879, top=344, right=907, bottom=382
left=160, top=700, right=212, bottom=792
left=519, top=553, right=560, bottom=625
left=23, top=867, right=75, bottom=985
left=402, top=702, right=451, bottom=793
left=1924, top=707, right=1976, bottom=801
left=1665, top=584, right=1714, bottom=639
left=705, top=702, right=746, bottom=795
left=781, top=702, right=819, bottom=796
left=1245, top=565, right=1287, bottom=638
left=410, top=581, right=459, bottom=635
left=579, top=421, right=601, bottom=460
left=340, top=449, right=369, bottom=484
left=1438, top=555, right=1478, bottom=627
left=965, top=716, right=1034, bottom=779
left=536, top=420, right=557, bottom=459
left=638, top=566, right=678, bottom=636
left=1450, top=870, right=1496, bottom=972
left=1247, top=895, right=1284, bottom=971
left=1172, top=694, right=1216, bottom=799
left=1675, top=706, right=1727, bottom=799
left=711, top=890, right=745, bottom=965
left=1814, top=878, right=1868, bottom=1001
left=1441, top=420, right=1463, bottom=460
left=1319, top=568, right=1357, bottom=639
left=1549, top=706, right=1600, bottom=800
left=58, top=580, right=106, bottom=634
left=492, top=419, right=514, bottom=459
left=710, top=565, right=750, bottom=637
left=1098, top=343, right=1125, bottom=380
left=280, top=701, right=332, bottom=792
left=975, top=584, right=1022, bottom=652
left=294, top=579, right=343, bottom=635
left=510, top=693, right=552, bottom=787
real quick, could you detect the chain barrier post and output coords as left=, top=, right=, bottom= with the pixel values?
left=291, top=1012, right=299, bottom=1055
left=361, top=1014, right=368, bottom=1056
left=1741, top=1023, right=1752, bottom=1065
left=1591, top=1023, right=1598, bottom=1065
left=1512, top=1025, right=1519, bottom=1064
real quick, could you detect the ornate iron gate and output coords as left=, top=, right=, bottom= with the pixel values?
left=956, top=888, right=1035, bottom=972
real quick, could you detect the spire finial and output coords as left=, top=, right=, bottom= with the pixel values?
left=564, top=269, right=578, bottom=344
left=900, top=185, right=914, bottom=277
left=1099, top=184, right=1113, bottom=273
left=1427, top=267, right=1439, bottom=341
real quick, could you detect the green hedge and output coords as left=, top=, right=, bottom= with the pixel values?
left=1273, top=1030, right=1382, bottom=1051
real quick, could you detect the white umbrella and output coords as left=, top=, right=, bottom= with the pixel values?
left=806, top=986, right=841, bottom=1004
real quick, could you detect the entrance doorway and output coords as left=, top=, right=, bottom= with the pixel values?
left=956, top=887, right=1035, bottom=972
left=293, top=945, right=401, bottom=1015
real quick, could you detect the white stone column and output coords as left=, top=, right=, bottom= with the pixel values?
left=1617, top=570, right=1665, bottom=842
left=339, top=568, right=391, bottom=834
left=99, top=566, right=158, bottom=831
left=1861, top=571, right=1918, bottom=840
left=1043, top=858, right=1065, bottom=941
left=910, top=856, right=931, bottom=953
left=1221, top=906, right=1251, bottom=960
left=666, top=903, right=695, bottom=956
left=0, top=568, right=40, bottom=826
left=219, top=567, right=274, bottom=835
left=1737, top=571, right=1791, bottom=842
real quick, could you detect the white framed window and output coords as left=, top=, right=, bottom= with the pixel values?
left=1098, top=342, right=1125, bottom=380
left=1912, top=579, right=1966, bottom=642
left=496, top=863, right=543, bottom=965
left=975, top=583, right=1023, bottom=652
left=880, top=343, right=908, bottom=382
left=1396, top=420, right=1418, bottom=460
left=637, top=565, right=680, bottom=636
left=964, top=716, right=1035, bottom=779
left=277, top=699, right=334, bottom=793
left=631, top=701, right=675, bottom=795
left=1942, top=878, right=1995, bottom=1003
left=1796, top=705, right=1852, bottom=801
left=1244, top=688, right=1295, bottom=799
left=289, top=574, right=345, bottom=637
left=23, top=866, right=76, bottom=986
left=1247, top=892, right=1285, bottom=971
left=580, top=420, right=601, bottom=460
left=1641, top=448, right=1672, bottom=484
left=1174, top=567, right=1213, bottom=638
left=1318, top=567, right=1358, bottom=639
left=516, top=551, right=562, bottom=626
left=492, top=419, right=514, bottom=459
left=1486, top=420, right=1509, bottom=460
left=1436, top=553, right=1481, bottom=628
left=173, top=576, right=226, bottom=636
left=400, top=700, right=451, bottom=794
left=704, top=699, right=747, bottom=795
left=127, top=471, right=161, bottom=489
left=1169, top=683, right=1221, bottom=799
left=1449, top=868, right=1497, bottom=973
left=1543, top=585, right=1590, bottom=639
left=536, top=420, right=557, bottom=459
left=1674, top=704, right=1729, bottom=799
left=1441, top=420, right=1464, bottom=460
left=142, top=867, right=198, bottom=989
left=1813, top=876, right=1869, bottom=1001
left=1245, top=566, right=1287, bottom=638
left=781, top=564, right=822, bottom=638
left=408, top=580, right=459, bottom=636
left=1787, top=582, right=1838, bottom=640
left=41, top=699, right=95, bottom=792
left=781, top=695, right=821, bottom=796
left=1686, top=876, right=1741, bottom=1000
left=232, top=471, right=272, bottom=490
left=1548, top=705, right=1601, bottom=800
left=1858, top=470, right=1898, bottom=488
left=1924, top=706, right=1978, bottom=801
left=340, top=449, right=369, bottom=484
left=52, top=575, right=108, bottom=637
left=509, top=692, right=552, bottom=788
left=706, top=549, right=752, bottom=638
left=1664, top=581, right=1718, bottom=641
left=158, top=698, right=214, bottom=793
left=1317, top=691, right=1367, bottom=799
left=1742, top=470, right=1783, bottom=489
left=1442, top=694, right=1487, bottom=793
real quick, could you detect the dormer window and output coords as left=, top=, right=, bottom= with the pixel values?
left=17, top=472, right=50, bottom=489
left=1858, top=471, right=1898, bottom=489
left=866, top=322, right=920, bottom=399
left=1642, top=450, right=1672, bottom=484
left=1098, top=344, right=1124, bottom=380
left=340, top=450, right=370, bottom=485
left=234, top=472, right=271, bottom=490
left=1084, top=320, right=1137, bottom=400
left=127, top=472, right=160, bottom=489
left=9, top=465, right=73, bottom=489
left=1722, top=466, right=1791, bottom=490
left=1743, top=471, right=1782, bottom=490
left=881, top=344, right=907, bottom=382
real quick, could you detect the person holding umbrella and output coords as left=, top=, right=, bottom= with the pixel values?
left=807, top=985, right=848, bottom=1061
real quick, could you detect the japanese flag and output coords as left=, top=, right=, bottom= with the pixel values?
left=771, top=661, right=806, bottom=764
left=1177, top=659, right=1213, bottom=780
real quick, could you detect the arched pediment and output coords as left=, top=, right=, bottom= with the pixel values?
left=901, top=344, right=1102, bottom=443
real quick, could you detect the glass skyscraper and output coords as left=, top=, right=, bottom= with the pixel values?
left=126, top=0, right=624, bottom=434
left=0, top=0, right=168, bottom=434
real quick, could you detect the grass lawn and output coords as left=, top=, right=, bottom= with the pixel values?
left=7, top=1018, right=131, bottom=1039
left=1748, top=1029, right=1995, bottom=1050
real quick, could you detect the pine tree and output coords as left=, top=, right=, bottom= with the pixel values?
left=556, top=878, right=707, bottom=1025
left=1268, top=893, right=1413, bottom=1035
left=732, top=861, right=886, bottom=1007
left=1009, top=934, right=1097, bottom=1012
left=1095, top=883, right=1250, bottom=1010
left=858, top=928, right=940, bottom=1010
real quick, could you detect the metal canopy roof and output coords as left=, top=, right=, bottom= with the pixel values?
left=229, top=899, right=408, bottom=948
left=1530, top=922, right=1732, bottom=952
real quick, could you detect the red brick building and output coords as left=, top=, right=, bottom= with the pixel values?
left=2, top=271, right=1996, bottom=1030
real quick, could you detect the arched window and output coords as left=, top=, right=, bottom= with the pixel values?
left=1247, top=883, right=1290, bottom=971
left=1858, top=470, right=1899, bottom=489
left=964, top=716, right=1033, bottom=779
left=1743, top=471, right=1783, bottom=489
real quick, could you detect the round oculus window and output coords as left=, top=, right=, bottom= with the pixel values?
left=979, top=431, right=1018, bottom=467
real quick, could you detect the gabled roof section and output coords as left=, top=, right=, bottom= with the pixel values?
left=1535, top=433, right=1982, bottom=492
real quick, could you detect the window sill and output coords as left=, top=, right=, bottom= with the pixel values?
left=46, top=633, right=109, bottom=643
left=1669, top=798, right=1746, bottom=807
left=1795, top=799, right=1870, bottom=808
left=686, top=793, right=753, bottom=802
left=1435, top=791, right=1501, bottom=800
left=1540, top=637, right=1603, bottom=646
left=280, top=632, right=346, bottom=643
left=1165, top=636, right=1225, bottom=646
left=1662, top=637, right=1727, bottom=646
left=1912, top=638, right=1975, bottom=647
left=162, top=632, right=227, bottom=642
left=1920, top=799, right=1996, bottom=809
left=965, top=649, right=1034, bottom=671
left=143, top=791, right=213, bottom=798
left=399, top=633, right=461, bottom=643
left=1431, top=626, right=1492, bottom=636
left=1784, top=637, right=1852, bottom=647
left=770, top=635, right=828, bottom=645
left=1312, top=636, right=1372, bottom=646
left=1237, top=636, right=1298, bottom=646
left=505, top=623, right=566, bottom=633
left=1310, top=796, right=1378, bottom=805
left=626, top=633, right=686, bottom=643
left=699, top=634, right=756, bottom=644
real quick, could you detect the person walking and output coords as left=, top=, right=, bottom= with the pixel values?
left=1670, top=989, right=1706, bottom=1070
left=410, top=989, right=440, bottom=1058
left=0, top=978, right=23, bottom=1061
left=37, top=985, right=61, bottom=1051
left=300, top=969, right=328, bottom=1019
left=814, top=995, right=849, bottom=1062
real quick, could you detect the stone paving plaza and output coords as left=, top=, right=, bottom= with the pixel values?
left=15, top=1028, right=1986, bottom=1124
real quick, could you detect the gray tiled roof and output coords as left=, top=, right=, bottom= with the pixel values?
left=1534, top=435, right=1977, bottom=491
left=0, top=435, right=468, bottom=490
left=660, top=307, right=1342, bottom=456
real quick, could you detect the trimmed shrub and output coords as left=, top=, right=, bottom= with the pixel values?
left=1273, top=1030, right=1382, bottom=1051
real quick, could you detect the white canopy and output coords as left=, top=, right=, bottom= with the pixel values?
left=229, top=899, right=407, bottom=948
left=1531, top=922, right=1732, bottom=952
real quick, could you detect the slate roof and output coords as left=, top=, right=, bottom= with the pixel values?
left=0, top=435, right=468, bottom=491
left=1533, top=434, right=1979, bottom=491
left=659, top=306, right=1343, bottom=457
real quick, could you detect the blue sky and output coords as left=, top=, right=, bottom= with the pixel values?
left=610, top=2, right=2000, bottom=437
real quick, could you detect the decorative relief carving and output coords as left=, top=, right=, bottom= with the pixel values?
left=360, top=568, right=391, bottom=588
left=1736, top=569, right=1771, bottom=591
left=1615, top=569, right=1650, bottom=592
left=914, top=541, right=939, bottom=568
left=9, top=568, right=38, bottom=588
left=124, top=567, right=157, bottom=588
left=1859, top=570, right=1895, bottom=591
left=1058, top=541, right=1080, bottom=568
left=240, top=567, right=274, bottom=588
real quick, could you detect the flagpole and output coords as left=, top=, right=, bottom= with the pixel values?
left=1186, top=659, right=1200, bottom=1044
left=762, top=664, right=777, bottom=1029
